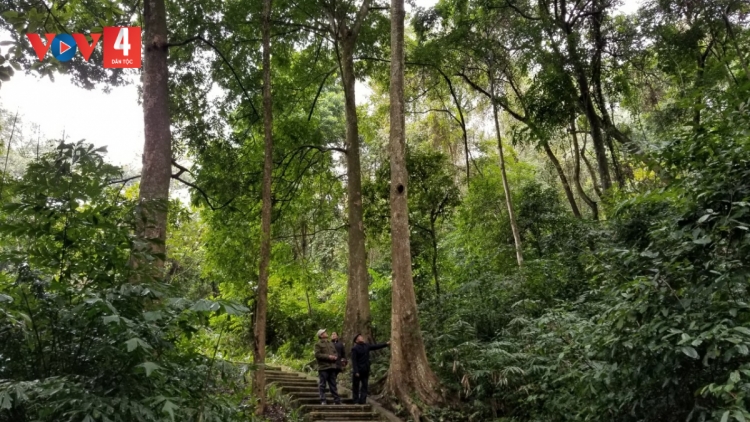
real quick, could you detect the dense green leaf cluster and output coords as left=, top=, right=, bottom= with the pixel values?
left=0, top=143, right=250, bottom=422
left=421, top=97, right=750, bottom=421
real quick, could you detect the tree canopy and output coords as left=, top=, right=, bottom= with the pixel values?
left=1, top=0, right=750, bottom=420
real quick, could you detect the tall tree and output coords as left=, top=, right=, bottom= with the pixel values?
left=385, top=0, right=440, bottom=417
left=488, top=71, right=523, bottom=266
left=138, top=0, right=173, bottom=268
left=313, top=0, right=377, bottom=345
left=253, top=0, right=274, bottom=413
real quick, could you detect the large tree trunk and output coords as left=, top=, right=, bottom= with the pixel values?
left=341, top=41, right=373, bottom=346
left=490, top=76, right=523, bottom=266
left=384, top=0, right=441, bottom=418
left=139, top=0, right=172, bottom=268
left=543, top=143, right=581, bottom=218
left=253, top=0, right=273, bottom=413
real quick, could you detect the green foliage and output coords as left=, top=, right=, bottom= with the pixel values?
left=0, top=142, right=249, bottom=422
left=363, top=146, right=461, bottom=300
left=2, top=0, right=744, bottom=420
left=421, top=97, right=750, bottom=421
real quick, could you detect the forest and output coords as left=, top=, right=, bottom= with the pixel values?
left=0, top=0, right=749, bottom=420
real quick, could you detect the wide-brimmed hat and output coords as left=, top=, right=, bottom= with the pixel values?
left=316, top=328, right=327, bottom=338
left=352, top=333, right=362, bottom=343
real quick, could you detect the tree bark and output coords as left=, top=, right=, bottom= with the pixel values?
left=570, top=120, right=598, bottom=220
left=138, top=0, right=172, bottom=268
left=490, top=76, right=523, bottom=266
left=543, top=142, right=581, bottom=218
left=385, top=0, right=441, bottom=418
left=340, top=39, right=373, bottom=346
left=253, top=0, right=273, bottom=413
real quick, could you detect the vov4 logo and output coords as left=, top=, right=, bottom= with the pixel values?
left=26, top=27, right=141, bottom=68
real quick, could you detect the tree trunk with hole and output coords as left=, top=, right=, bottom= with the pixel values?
left=138, top=0, right=172, bottom=269
left=341, top=40, right=373, bottom=346
left=490, top=76, right=523, bottom=266
left=384, top=0, right=441, bottom=418
left=253, top=0, right=273, bottom=413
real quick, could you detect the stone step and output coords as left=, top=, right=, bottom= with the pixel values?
left=269, top=378, right=310, bottom=384
left=265, top=371, right=303, bottom=376
left=294, top=398, right=358, bottom=405
left=300, top=404, right=372, bottom=413
left=294, top=396, right=356, bottom=406
left=266, top=373, right=311, bottom=379
left=288, top=391, right=351, bottom=399
left=276, top=386, right=320, bottom=391
left=306, top=411, right=380, bottom=420
left=280, top=385, right=326, bottom=393
left=270, top=380, right=319, bottom=386
left=267, top=374, right=309, bottom=381
left=267, top=378, right=310, bottom=384
left=272, top=383, right=319, bottom=390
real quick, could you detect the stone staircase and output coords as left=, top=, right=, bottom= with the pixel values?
left=264, top=366, right=383, bottom=421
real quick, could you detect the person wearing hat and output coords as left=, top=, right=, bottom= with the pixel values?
left=314, top=328, right=341, bottom=405
left=350, top=333, right=390, bottom=404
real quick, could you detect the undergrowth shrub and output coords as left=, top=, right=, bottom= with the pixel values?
left=0, top=142, right=249, bottom=422
left=423, top=99, right=750, bottom=421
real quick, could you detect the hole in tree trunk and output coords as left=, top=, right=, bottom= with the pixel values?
left=397, top=184, right=404, bottom=194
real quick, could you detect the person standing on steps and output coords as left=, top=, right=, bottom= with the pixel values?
left=350, top=333, right=390, bottom=404
left=331, top=332, right=347, bottom=379
left=314, top=328, right=341, bottom=405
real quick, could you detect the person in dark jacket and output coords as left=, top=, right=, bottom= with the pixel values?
left=330, top=332, right=347, bottom=378
left=350, top=333, right=390, bottom=404
left=314, top=328, right=341, bottom=405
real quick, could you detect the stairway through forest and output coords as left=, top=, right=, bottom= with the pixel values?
left=264, top=366, right=390, bottom=421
